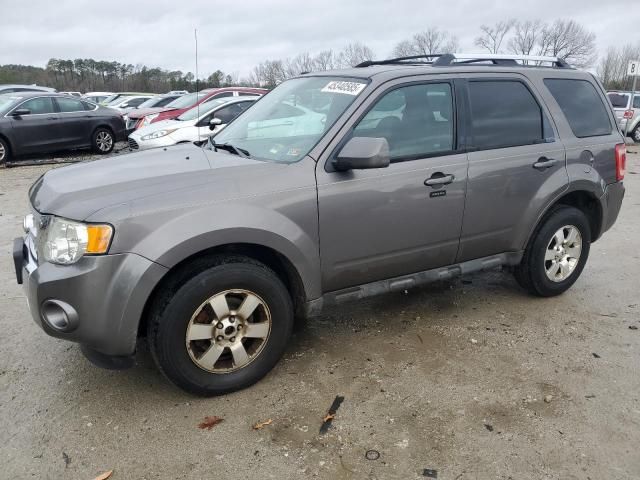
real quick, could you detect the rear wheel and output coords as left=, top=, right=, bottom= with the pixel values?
left=92, top=127, right=114, bottom=154
left=514, top=206, right=591, bottom=297
left=631, top=125, right=640, bottom=144
left=147, top=255, right=294, bottom=396
left=0, top=137, right=10, bottom=167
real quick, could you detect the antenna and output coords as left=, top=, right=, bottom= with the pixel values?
left=195, top=28, right=201, bottom=143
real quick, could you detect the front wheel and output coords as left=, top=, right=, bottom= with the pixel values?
left=147, top=256, right=294, bottom=396
left=631, top=125, right=640, bottom=144
left=514, top=206, right=591, bottom=297
left=92, top=127, right=114, bottom=154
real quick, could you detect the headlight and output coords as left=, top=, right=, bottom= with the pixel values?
left=141, top=129, right=176, bottom=141
left=143, top=113, right=159, bottom=125
left=40, top=216, right=113, bottom=265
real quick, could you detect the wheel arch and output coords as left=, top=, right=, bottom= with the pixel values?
left=137, top=242, right=308, bottom=338
left=525, top=188, right=603, bottom=249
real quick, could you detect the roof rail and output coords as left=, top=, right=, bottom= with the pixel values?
left=355, top=54, right=443, bottom=68
left=355, top=53, right=572, bottom=69
left=433, top=53, right=571, bottom=68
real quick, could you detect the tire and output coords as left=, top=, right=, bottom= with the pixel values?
left=632, top=125, right=640, bottom=144
left=92, top=127, right=114, bottom=154
left=514, top=206, right=591, bottom=297
left=147, top=255, right=294, bottom=396
left=0, top=137, right=10, bottom=167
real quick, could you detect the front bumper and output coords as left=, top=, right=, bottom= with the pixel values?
left=14, top=238, right=167, bottom=363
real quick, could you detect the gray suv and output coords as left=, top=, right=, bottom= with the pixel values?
left=13, top=54, right=626, bottom=395
left=607, top=90, right=640, bottom=142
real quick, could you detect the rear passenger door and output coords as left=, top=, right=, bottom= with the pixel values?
left=457, top=75, right=568, bottom=262
left=316, top=79, right=468, bottom=292
left=54, top=96, right=94, bottom=147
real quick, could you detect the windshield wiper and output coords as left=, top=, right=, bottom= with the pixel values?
left=209, top=141, right=251, bottom=158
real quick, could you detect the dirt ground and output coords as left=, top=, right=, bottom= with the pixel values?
left=1, top=150, right=639, bottom=480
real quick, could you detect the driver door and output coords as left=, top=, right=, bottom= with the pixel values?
left=316, top=79, right=468, bottom=292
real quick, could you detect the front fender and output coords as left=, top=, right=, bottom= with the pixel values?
left=106, top=197, right=321, bottom=301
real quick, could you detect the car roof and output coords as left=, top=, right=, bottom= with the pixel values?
left=0, top=84, right=56, bottom=91
left=0, top=91, right=83, bottom=99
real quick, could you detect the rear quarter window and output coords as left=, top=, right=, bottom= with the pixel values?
left=607, top=93, right=629, bottom=108
left=545, top=79, right=612, bottom=138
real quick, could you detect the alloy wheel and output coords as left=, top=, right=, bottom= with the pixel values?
left=96, top=131, right=113, bottom=152
left=544, top=225, right=582, bottom=282
left=185, top=289, right=271, bottom=373
left=0, top=142, right=6, bottom=163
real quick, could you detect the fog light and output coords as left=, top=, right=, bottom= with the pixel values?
left=41, top=299, right=79, bottom=332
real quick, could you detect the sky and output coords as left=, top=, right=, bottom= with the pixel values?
left=1, top=0, right=639, bottom=78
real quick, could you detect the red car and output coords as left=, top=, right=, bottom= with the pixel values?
left=127, top=87, right=267, bottom=132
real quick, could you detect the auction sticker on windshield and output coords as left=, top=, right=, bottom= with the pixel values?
left=321, top=81, right=367, bottom=96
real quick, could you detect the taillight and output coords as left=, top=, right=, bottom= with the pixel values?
left=623, top=109, right=634, bottom=119
left=615, top=143, right=626, bottom=181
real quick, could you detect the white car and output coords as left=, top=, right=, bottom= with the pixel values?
left=128, top=97, right=256, bottom=151
left=108, top=95, right=155, bottom=112
left=247, top=102, right=326, bottom=139
left=82, top=91, right=114, bottom=104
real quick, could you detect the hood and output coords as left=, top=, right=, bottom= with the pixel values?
left=29, top=144, right=280, bottom=220
left=128, top=106, right=176, bottom=119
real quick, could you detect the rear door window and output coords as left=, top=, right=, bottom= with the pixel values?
left=468, top=80, right=550, bottom=150
left=544, top=79, right=612, bottom=138
left=18, top=97, right=56, bottom=114
left=55, top=96, right=85, bottom=112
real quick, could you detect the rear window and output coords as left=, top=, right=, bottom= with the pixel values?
left=468, top=80, right=549, bottom=150
left=545, top=79, right=612, bottom=138
left=607, top=93, right=630, bottom=108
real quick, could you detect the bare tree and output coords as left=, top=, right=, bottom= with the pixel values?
left=392, top=28, right=459, bottom=57
left=508, top=20, right=543, bottom=57
left=474, top=21, right=514, bottom=54
left=249, top=59, right=286, bottom=88
left=538, top=20, right=596, bottom=68
left=597, top=43, right=640, bottom=89
left=284, top=52, right=314, bottom=77
left=313, top=50, right=335, bottom=71
left=336, top=42, right=374, bottom=68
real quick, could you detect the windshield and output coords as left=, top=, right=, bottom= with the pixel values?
left=177, top=98, right=232, bottom=121
left=607, top=93, right=630, bottom=108
left=212, top=76, right=368, bottom=163
left=138, top=96, right=164, bottom=109
left=166, top=91, right=208, bottom=109
left=0, top=95, right=21, bottom=113
left=101, top=94, right=120, bottom=104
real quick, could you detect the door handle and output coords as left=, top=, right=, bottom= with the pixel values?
left=533, top=157, right=557, bottom=170
left=424, top=173, right=455, bottom=187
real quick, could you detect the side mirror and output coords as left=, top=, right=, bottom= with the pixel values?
left=333, top=137, right=390, bottom=171
left=11, top=108, right=31, bottom=116
left=209, top=117, right=222, bottom=131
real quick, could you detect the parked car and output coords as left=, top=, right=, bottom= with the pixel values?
left=128, top=97, right=256, bottom=150
left=122, top=94, right=184, bottom=133
left=107, top=95, right=155, bottom=112
left=82, top=91, right=114, bottom=104
left=60, top=91, right=82, bottom=97
left=129, top=87, right=267, bottom=130
left=99, top=92, right=154, bottom=106
left=607, top=91, right=640, bottom=142
left=0, top=84, right=56, bottom=95
left=0, top=92, right=125, bottom=165
left=13, top=54, right=625, bottom=396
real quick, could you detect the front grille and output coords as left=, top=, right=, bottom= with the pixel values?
left=128, top=138, right=139, bottom=150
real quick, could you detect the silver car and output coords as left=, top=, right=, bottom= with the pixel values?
left=607, top=91, right=640, bottom=142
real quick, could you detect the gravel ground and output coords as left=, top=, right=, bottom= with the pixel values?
left=1, top=150, right=639, bottom=480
